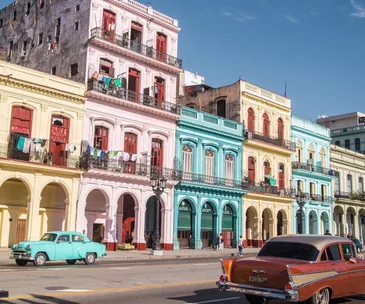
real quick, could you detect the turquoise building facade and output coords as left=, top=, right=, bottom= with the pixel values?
left=173, top=107, right=246, bottom=250
left=291, top=116, right=334, bottom=234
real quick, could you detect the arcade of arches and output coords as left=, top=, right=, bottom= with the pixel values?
left=0, top=167, right=80, bottom=248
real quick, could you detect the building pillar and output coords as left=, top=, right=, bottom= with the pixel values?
left=26, top=194, right=41, bottom=241
left=0, top=208, right=10, bottom=248
left=354, top=213, right=360, bottom=239
left=173, top=196, right=180, bottom=250
left=134, top=205, right=146, bottom=250
left=65, top=178, right=80, bottom=231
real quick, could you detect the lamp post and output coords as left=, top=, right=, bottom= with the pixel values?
left=296, top=193, right=306, bottom=234
left=150, top=170, right=167, bottom=252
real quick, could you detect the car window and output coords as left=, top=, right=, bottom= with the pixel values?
left=320, top=251, right=327, bottom=261
left=326, top=245, right=341, bottom=261
left=72, top=235, right=84, bottom=242
left=342, top=243, right=355, bottom=258
left=57, top=235, right=70, bottom=242
left=40, top=233, right=57, bottom=241
left=257, top=242, right=319, bottom=261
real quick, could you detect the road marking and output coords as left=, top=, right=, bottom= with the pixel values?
left=193, top=263, right=209, bottom=266
left=6, top=279, right=216, bottom=300
left=109, top=267, right=131, bottom=270
left=188, top=297, right=242, bottom=304
left=0, top=269, right=14, bottom=272
left=59, top=289, right=91, bottom=292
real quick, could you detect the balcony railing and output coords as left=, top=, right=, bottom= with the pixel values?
left=245, top=130, right=296, bottom=150
left=334, top=191, right=365, bottom=201
left=295, top=192, right=333, bottom=204
left=87, top=79, right=181, bottom=115
left=90, top=27, right=182, bottom=69
left=241, top=180, right=295, bottom=198
left=292, top=161, right=336, bottom=176
left=0, top=133, right=79, bottom=169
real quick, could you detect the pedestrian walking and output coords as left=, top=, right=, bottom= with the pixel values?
left=238, top=236, right=243, bottom=256
left=214, top=234, right=219, bottom=250
left=125, top=231, right=130, bottom=244
left=219, top=233, right=224, bottom=250
left=130, top=230, right=135, bottom=245
left=324, top=230, right=331, bottom=235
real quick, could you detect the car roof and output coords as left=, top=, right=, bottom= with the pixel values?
left=47, top=231, right=85, bottom=235
left=267, top=235, right=352, bottom=250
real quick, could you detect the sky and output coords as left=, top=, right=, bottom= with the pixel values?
left=1, top=0, right=364, bottom=121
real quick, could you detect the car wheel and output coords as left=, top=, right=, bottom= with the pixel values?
left=66, top=259, right=77, bottom=265
left=84, top=253, right=95, bottom=265
left=309, top=288, right=330, bottom=304
left=15, top=259, right=28, bottom=266
left=245, top=295, right=268, bottom=304
left=33, top=253, right=47, bottom=267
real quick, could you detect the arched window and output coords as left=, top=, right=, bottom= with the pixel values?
left=99, top=58, right=114, bottom=77
left=94, top=126, right=109, bottom=150
left=278, top=163, right=285, bottom=189
left=264, top=160, right=271, bottom=175
left=319, top=148, right=326, bottom=168
left=277, top=118, right=284, bottom=140
left=263, top=113, right=270, bottom=136
left=225, top=154, right=234, bottom=181
left=182, top=145, right=193, bottom=179
left=308, top=144, right=315, bottom=165
left=102, top=10, right=116, bottom=41
left=296, top=141, right=302, bottom=162
left=124, top=132, right=138, bottom=173
left=247, top=108, right=255, bottom=132
left=156, top=32, right=167, bottom=62
left=205, top=150, right=215, bottom=183
left=248, top=156, right=255, bottom=183
left=151, top=139, right=163, bottom=169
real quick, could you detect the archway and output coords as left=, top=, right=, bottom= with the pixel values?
left=0, top=178, right=29, bottom=246
left=359, top=209, right=365, bottom=244
left=222, top=204, right=235, bottom=248
left=346, top=207, right=356, bottom=237
left=201, top=202, right=215, bottom=248
left=40, top=183, right=68, bottom=234
left=276, top=210, right=286, bottom=236
left=145, top=196, right=162, bottom=249
left=85, top=189, right=108, bottom=243
left=309, top=210, right=318, bottom=234
left=320, top=212, right=330, bottom=234
left=333, top=205, right=344, bottom=236
left=262, top=208, right=273, bottom=242
left=245, top=207, right=258, bottom=247
left=177, top=200, right=194, bottom=248
left=116, top=193, right=136, bottom=245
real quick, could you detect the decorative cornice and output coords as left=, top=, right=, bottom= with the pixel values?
left=0, top=76, right=86, bottom=105
left=242, top=92, right=291, bottom=113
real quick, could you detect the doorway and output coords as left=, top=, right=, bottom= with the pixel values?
left=93, top=223, right=104, bottom=243
left=16, top=219, right=27, bottom=243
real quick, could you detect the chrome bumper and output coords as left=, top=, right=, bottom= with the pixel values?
left=216, top=281, right=300, bottom=302
left=10, top=251, right=34, bottom=261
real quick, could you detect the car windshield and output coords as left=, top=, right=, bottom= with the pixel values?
left=40, top=233, right=58, bottom=241
left=257, top=241, right=319, bottom=261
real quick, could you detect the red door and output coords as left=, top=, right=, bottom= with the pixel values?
left=128, top=69, right=140, bottom=103
left=151, top=139, right=163, bottom=169
left=264, top=161, right=271, bottom=175
left=103, top=10, right=116, bottom=41
left=124, top=132, right=137, bottom=174
left=122, top=217, right=134, bottom=244
left=10, top=106, right=33, bottom=136
left=154, top=78, right=165, bottom=107
left=263, top=113, right=270, bottom=136
left=156, top=33, right=167, bottom=62
left=49, top=115, right=69, bottom=166
left=277, top=118, right=284, bottom=140
left=247, top=108, right=255, bottom=132
left=248, top=157, right=255, bottom=184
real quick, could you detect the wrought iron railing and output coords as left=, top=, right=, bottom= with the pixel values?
left=90, top=27, right=183, bottom=69
left=292, top=161, right=336, bottom=176
left=295, top=192, right=333, bottom=203
left=87, top=79, right=181, bottom=115
left=334, top=191, right=365, bottom=201
left=241, top=180, right=295, bottom=198
left=0, top=133, right=79, bottom=168
left=245, top=130, right=296, bottom=150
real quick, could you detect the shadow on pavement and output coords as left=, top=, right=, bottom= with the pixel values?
left=168, top=288, right=244, bottom=303
left=0, top=294, right=79, bottom=304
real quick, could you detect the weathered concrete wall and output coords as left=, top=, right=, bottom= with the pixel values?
left=0, top=0, right=90, bottom=83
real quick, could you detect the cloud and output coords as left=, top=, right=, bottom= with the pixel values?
left=350, top=0, right=365, bottom=17
left=284, top=15, right=299, bottom=24
left=221, top=11, right=257, bottom=22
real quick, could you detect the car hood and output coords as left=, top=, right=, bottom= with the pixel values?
left=13, top=241, right=53, bottom=249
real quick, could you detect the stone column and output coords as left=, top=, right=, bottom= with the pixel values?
left=0, top=208, right=10, bottom=248
left=26, top=194, right=41, bottom=241
left=134, top=203, right=146, bottom=250
left=66, top=178, right=81, bottom=231
left=76, top=184, right=88, bottom=234
left=354, top=213, right=360, bottom=238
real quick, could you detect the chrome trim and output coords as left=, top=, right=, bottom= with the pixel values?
left=10, top=251, right=34, bottom=261
left=220, top=258, right=226, bottom=275
left=286, top=264, right=294, bottom=282
left=252, top=269, right=266, bottom=274
left=216, top=281, right=299, bottom=302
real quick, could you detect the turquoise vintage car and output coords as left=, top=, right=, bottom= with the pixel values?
left=10, top=231, right=107, bottom=266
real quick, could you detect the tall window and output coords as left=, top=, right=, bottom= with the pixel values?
left=94, top=126, right=109, bottom=150
left=263, top=113, right=270, bottom=136
left=264, top=160, right=271, bottom=176
left=102, top=10, right=116, bottom=41
left=347, top=174, right=353, bottom=193
left=277, top=118, right=284, bottom=140
left=278, top=163, right=285, bottom=188
left=308, top=145, right=314, bottom=165
left=310, top=182, right=315, bottom=198
left=334, top=172, right=340, bottom=194
left=296, top=141, right=302, bottom=162
left=335, top=141, right=340, bottom=146
left=248, top=156, right=255, bottom=183
left=151, top=139, right=163, bottom=169
left=205, top=150, right=214, bottom=183
left=319, top=148, right=326, bottom=168
left=225, top=154, right=234, bottom=180
left=124, top=132, right=137, bottom=173
left=247, top=108, right=255, bottom=132
left=182, top=145, right=193, bottom=180
left=49, top=115, right=70, bottom=166
left=10, top=106, right=33, bottom=136
left=156, top=32, right=167, bottom=62
left=321, top=185, right=326, bottom=201
left=345, top=139, right=350, bottom=149
left=154, top=77, right=165, bottom=105
left=297, top=180, right=303, bottom=193
left=359, top=177, right=364, bottom=193
left=99, top=58, right=114, bottom=77
left=355, top=138, right=361, bottom=152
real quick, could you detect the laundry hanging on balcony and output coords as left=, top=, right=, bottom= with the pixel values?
left=264, top=174, right=277, bottom=186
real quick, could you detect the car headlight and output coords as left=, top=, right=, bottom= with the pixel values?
left=25, top=245, right=31, bottom=251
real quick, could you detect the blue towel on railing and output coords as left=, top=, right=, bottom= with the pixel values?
left=17, top=136, right=26, bottom=150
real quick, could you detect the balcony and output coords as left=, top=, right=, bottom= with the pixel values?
left=0, top=133, right=79, bottom=169
left=331, top=125, right=365, bottom=136
left=89, top=27, right=182, bottom=70
left=245, top=130, right=296, bottom=150
left=242, top=180, right=295, bottom=198
left=334, top=191, right=365, bottom=201
left=87, top=79, right=181, bottom=116
left=292, top=161, right=336, bottom=176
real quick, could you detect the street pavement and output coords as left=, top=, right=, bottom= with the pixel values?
left=0, top=257, right=365, bottom=304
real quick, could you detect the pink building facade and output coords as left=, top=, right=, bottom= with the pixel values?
left=75, top=0, right=182, bottom=250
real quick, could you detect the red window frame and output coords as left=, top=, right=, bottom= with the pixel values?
left=151, top=139, right=163, bottom=169
left=263, top=113, right=270, bottom=136
left=247, top=108, right=255, bottom=132
left=94, top=126, right=109, bottom=150
left=10, top=105, right=33, bottom=136
left=277, top=118, right=284, bottom=140
left=248, top=157, right=255, bottom=183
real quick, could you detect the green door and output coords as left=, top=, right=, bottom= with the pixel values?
left=178, top=200, right=192, bottom=247
left=201, top=202, right=214, bottom=247
left=222, top=205, right=234, bottom=247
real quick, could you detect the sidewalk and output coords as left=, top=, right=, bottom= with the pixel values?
left=0, top=247, right=260, bottom=265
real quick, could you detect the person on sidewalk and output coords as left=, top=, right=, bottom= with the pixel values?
left=219, top=233, right=224, bottom=250
left=125, top=231, right=130, bottom=244
left=238, top=236, right=243, bottom=256
left=130, top=230, right=135, bottom=245
left=214, top=234, right=219, bottom=251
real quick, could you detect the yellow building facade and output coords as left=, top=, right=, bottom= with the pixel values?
left=0, top=61, right=85, bottom=248
left=240, top=81, right=295, bottom=247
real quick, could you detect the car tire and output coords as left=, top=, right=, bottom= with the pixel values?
left=245, top=295, right=268, bottom=304
left=66, top=259, right=77, bottom=265
left=84, top=253, right=95, bottom=265
left=15, top=259, right=28, bottom=266
left=308, top=288, right=330, bottom=304
left=33, top=253, right=47, bottom=267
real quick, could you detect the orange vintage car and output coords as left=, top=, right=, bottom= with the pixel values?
left=217, top=235, right=365, bottom=304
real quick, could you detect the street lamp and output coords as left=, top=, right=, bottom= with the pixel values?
left=296, top=193, right=306, bottom=234
left=150, top=170, right=167, bottom=252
